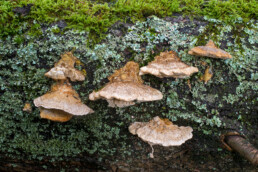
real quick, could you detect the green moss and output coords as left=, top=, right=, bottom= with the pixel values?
left=195, top=22, right=220, bottom=45
left=1, top=0, right=257, bottom=43
left=51, top=26, right=60, bottom=34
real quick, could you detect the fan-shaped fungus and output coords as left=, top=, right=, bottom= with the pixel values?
left=34, top=81, right=94, bottom=122
left=140, top=51, right=198, bottom=78
left=129, top=116, right=193, bottom=158
left=89, top=61, right=163, bottom=107
left=188, top=40, right=232, bottom=59
left=45, top=51, right=85, bottom=81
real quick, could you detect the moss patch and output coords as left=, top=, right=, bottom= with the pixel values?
left=0, top=0, right=257, bottom=43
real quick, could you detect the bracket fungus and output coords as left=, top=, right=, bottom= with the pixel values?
left=188, top=40, right=232, bottom=59
left=34, top=82, right=94, bottom=122
left=139, top=51, right=198, bottom=78
left=45, top=51, right=85, bottom=81
left=89, top=61, right=163, bottom=107
left=129, top=116, right=193, bottom=158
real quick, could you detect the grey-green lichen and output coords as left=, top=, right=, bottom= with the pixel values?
left=0, top=16, right=257, bottom=164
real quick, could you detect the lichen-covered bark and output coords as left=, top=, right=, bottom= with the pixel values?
left=0, top=16, right=257, bottom=171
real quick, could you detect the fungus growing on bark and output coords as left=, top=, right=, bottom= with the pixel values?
left=140, top=51, right=198, bottom=78
left=34, top=81, right=94, bottom=122
left=200, top=66, right=213, bottom=84
left=39, top=108, right=73, bottom=122
left=89, top=61, right=163, bottom=107
left=45, top=51, right=85, bottom=81
left=188, top=40, right=232, bottom=59
left=23, top=103, right=32, bottom=113
left=129, top=116, right=193, bottom=158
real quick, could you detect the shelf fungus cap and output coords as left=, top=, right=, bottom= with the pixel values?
left=89, top=61, right=163, bottom=107
left=45, top=51, right=85, bottom=81
left=34, top=82, right=94, bottom=116
left=188, top=40, right=232, bottom=59
left=140, top=51, right=198, bottom=78
left=129, top=116, right=193, bottom=146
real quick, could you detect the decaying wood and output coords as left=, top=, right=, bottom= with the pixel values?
left=221, top=132, right=258, bottom=165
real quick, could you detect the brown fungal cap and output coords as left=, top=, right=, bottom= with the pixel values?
left=89, top=61, right=163, bottom=107
left=34, top=82, right=94, bottom=116
left=129, top=116, right=193, bottom=146
left=108, top=61, right=143, bottom=84
left=39, top=107, right=73, bottom=122
left=90, top=82, right=162, bottom=107
left=140, top=51, right=198, bottom=78
left=45, top=52, right=85, bottom=81
left=188, top=40, right=232, bottom=59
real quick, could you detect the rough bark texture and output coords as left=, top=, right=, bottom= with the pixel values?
left=0, top=15, right=257, bottom=171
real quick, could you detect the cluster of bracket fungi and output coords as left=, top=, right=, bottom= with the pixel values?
left=31, top=40, right=238, bottom=159
left=33, top=52, right=94, bottom=122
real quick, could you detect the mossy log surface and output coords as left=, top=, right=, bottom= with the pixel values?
left=0, top=15, right=257, bottom=171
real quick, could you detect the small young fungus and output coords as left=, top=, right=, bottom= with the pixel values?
left=200, top=66, right=213, bottom=84
left=23, top=102, right=32, bottom=113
